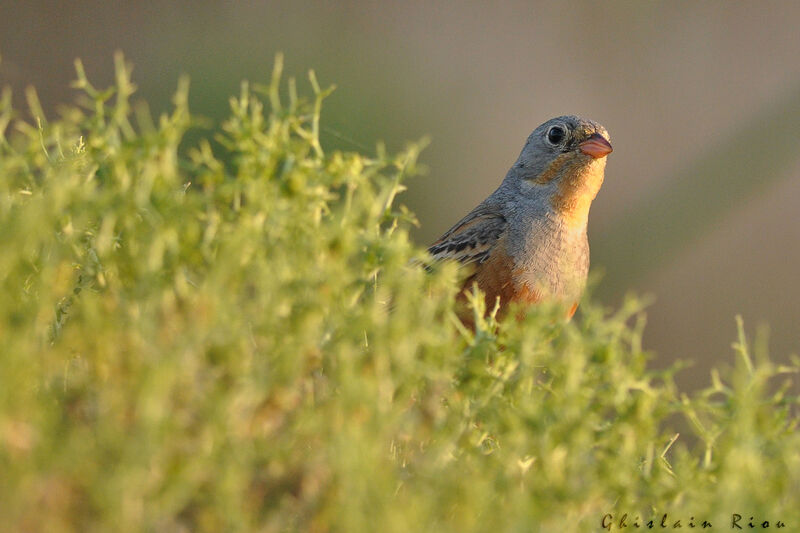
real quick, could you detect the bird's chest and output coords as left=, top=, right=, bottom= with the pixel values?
left=509, top=221, right=589, bottom=304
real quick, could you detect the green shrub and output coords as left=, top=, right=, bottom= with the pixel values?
left=1, top=54, right=798, bottom=532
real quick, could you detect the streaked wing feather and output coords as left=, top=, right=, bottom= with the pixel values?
left=428, top=205, right=507, bottom=266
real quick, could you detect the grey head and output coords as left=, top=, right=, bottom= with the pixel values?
left=486, top=114, right=613, bottom=239
left=506, top=115, right=612, bottom=186
left=489, top=115, right=613, bottom=231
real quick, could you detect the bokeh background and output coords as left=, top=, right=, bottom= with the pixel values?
left=2, top=1, right=799, bottom=388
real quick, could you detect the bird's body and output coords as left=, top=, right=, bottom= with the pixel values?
left=428, top=115, right=612, bottom=321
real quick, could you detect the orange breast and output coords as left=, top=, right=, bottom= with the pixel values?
left=458, top=236, right=541, bottom=325
left=457, top=235, right=581, bottom=327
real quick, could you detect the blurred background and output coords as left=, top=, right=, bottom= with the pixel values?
left=2, top=1, right=799, bottom=389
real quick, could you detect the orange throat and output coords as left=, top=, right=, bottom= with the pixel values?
left=549, top=157, right=606, bottom=228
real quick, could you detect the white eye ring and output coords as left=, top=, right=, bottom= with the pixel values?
left=546, top=125, right=567, bottom=146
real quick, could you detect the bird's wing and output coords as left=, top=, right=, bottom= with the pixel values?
left=428, top=204, right=508, bottom=266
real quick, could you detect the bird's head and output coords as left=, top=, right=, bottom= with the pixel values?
left=510, top=115, right=612, bottom=227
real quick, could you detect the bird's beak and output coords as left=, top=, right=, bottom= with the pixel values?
left=579, top=133, right=613, bottom=159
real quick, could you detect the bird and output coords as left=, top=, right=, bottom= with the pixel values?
left=427, top=115, right=612, bottom=323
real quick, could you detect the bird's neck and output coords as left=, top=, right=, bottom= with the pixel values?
left=549, top=157, right=606, bottom=229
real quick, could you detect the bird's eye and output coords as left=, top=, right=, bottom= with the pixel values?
left=546, top=125, right=566, bottom=145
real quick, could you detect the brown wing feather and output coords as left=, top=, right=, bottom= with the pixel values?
left=427, top=205, right=507, bottom=266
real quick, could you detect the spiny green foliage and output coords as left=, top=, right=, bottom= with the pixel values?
left=0, top=54, right=798, bottom=532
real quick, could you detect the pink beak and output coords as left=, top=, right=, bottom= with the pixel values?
left=579, top=133, right=613, bottom=159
